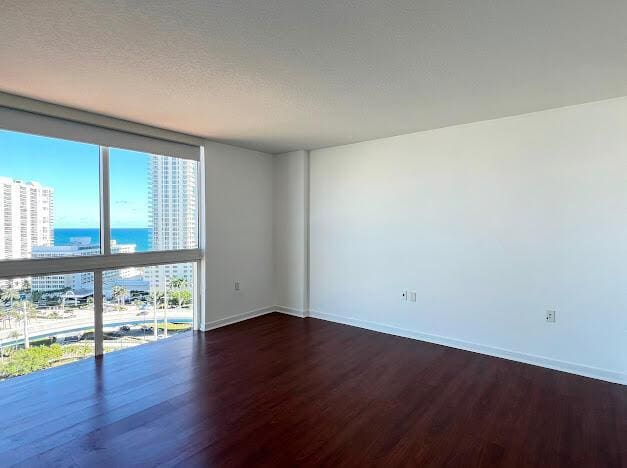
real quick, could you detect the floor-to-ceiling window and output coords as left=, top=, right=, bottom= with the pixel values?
left=0, top=108, right=202, bottom=381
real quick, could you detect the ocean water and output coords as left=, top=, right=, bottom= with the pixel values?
left=54, top=228, right=151, bottom=252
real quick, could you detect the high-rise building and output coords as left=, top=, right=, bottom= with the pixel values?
left=146, top=156, right=197, bottom=289
left=0, top=177, right=54, bottom=261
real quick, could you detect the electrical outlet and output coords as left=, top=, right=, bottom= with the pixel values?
left=401, top=291, right=408, bottom=301
left=409, top=291, right=417, bottom=302
left=546, top=310, right=556, bottom=323
left=235, top=281, right=240, bottom=291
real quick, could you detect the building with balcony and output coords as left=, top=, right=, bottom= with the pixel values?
left=146, top=155, right=196, bottom=289
left=0, top=177, right=53, bottom=260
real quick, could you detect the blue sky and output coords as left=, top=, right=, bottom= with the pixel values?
left=0, top=129, right=149, bottom=228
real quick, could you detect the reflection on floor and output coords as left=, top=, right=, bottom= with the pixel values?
left=0, top=312, right=624, bottom=467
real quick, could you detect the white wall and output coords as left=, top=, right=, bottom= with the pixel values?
left=309, top=98, right=627, bottom=383
left=202, top=141, right=274, bottom=329
left=273, top=150, right=309, bottom=315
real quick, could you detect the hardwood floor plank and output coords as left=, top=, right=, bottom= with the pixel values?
left=0, top=313, right=624, bottom=467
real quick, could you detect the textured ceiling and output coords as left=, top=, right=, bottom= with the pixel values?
left=1, top=1, right=627, bottom=154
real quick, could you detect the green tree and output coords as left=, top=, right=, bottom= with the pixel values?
left=168, top=277, right=189, bottom=310
left=170, top=290, right=192, bottom=308
left=164, top=278, right=187, bottom=337
left=1, top=287, right=20, bottom=308
left=29, top=290, right=44, bottom=304
left=169, top=277, right=187, bottom=290
left=111, top=286, right=129, bottom=306
left=19, top=279, right=31, bottom=292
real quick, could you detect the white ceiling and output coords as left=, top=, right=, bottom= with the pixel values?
left=1, top=1, right=627, bottom=154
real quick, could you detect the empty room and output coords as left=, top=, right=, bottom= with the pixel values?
left=0, top=1, right=625, bottom=466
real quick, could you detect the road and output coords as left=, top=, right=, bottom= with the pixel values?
left=0, top=305, right=193, bottom=344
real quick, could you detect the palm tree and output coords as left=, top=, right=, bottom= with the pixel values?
left=1, top=287, right=20, bottom=308
left=163, top=278, right=185, bottom=338
left=13, top=300, right=37, bottom=349
left=169, top=277, right=187, bottom=290
left=1, top=288, right=20, bottom=340
left=111, top=286, right=129, bottom=306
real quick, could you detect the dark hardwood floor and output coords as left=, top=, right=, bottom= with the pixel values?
left=0, top=313, right=624, bottom=467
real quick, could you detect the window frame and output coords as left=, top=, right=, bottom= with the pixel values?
left=0, top=118, right=204, bottom=356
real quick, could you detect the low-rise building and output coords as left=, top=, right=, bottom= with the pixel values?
left=31, top=237, right=140, bottom=294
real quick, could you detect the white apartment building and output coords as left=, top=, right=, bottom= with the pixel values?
left=146, top=155, right=197, bottom=290
left=31, top=238, right=144, bottom=294
left=0, top=177, right=54, bottom=288
left=0, top=176, right=54, bottom=260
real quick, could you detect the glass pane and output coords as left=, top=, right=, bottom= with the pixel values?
left=0, top=272, right=95, bottom=381
left=109, top=149, right=197, bottom=252
left=102, top=262, right=193, bottom=354
left=0, top=129, right=100, bottom=261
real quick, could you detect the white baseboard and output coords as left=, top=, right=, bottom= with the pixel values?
left=198, top=306, right=625, bottom=385
left=307, top=310, right=626, bottom=386
left=200, top=306, right=276, bottom=331
left=275, top=306, right=309, bottom=318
